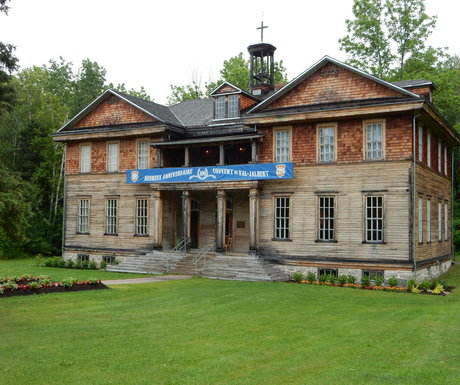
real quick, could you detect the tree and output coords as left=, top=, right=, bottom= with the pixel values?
left=339, top=0, right=437, bottom=79
left=168, top=53, right=288, bottom=104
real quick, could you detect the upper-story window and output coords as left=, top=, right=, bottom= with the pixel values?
left=318, top=124, right=336, bottom=163
left=444, top=145, right=448, bottom=176
left=274, top=128, right=291, bottom=162
left=107, top=142, right=119, bottom=172
left=137, top=141, right=149, bottom=169
left=418, top=126, right=423, bottom=162
left=438, top=141, right=442, bottom=172
left=80, top=144, right=91, bottom=173
left=364, top=120, right=384, bottom=160
left=214, top=95, right=239, bottom=119
left=427, top=131, right=431, bottom=167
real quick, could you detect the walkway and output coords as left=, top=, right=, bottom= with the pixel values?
left=102, top=275, right=193, bottom=285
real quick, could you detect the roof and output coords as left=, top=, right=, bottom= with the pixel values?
left=391, top=79, right=434, bottom=89
left=151, top=134, right=263, bottom=147
left=248, top=55, right=421, bottom=113
left=169, top=98, right=214, bottom=127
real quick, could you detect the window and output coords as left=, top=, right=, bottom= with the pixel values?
left=137, top=141, right=149, bottom=169
left=318, top=196, right=335, bottom=241
left=318, top=125, right=335, bottom=162
left=418, top=126, right=423, bottom=162
left=438, top=202, right=442, bottom=241
left=135, top=199, right=148, bottom=235
left=438, top=141, right=442, bottom=172
left=105, top=199, right=118, bottom=235
left=362, top=270, right=384, bottom=281
left=274, top=197, right=290, bottom=239
left=228, top=95, right=239, bottom=118
left=102, top=255, right=116, bottom=265
left=364, top=121, right=384, bottom=160
left=77, top=199, right=90, bottom=233
left=77, top=254, right=89, bottom=263
left=318, top=268, right=338, bottom=277
left=444, top=203, right=448, bottom=241
left=274, top=129, right=290, bottom=162
left=427, top=132, right=431, bottom=167
left=426, top=200, right=431, bottom=242
left=80, top=144, right=91, bottom=173
left=365, top=195, right=384, bottom=243
left=444, top=146, right=448, bottom=176
left=214, top=95, right=240, bottom=119
left=418, top=198, right=423, bottom=243
left=107, top=143, right=119, bottom=172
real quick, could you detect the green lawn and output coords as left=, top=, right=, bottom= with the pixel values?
left=0, top=258, right=152, bottom=281
left=1, top=260, right=459, bottom=385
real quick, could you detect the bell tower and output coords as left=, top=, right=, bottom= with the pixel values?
left=248, top=21, right=276, bottom=96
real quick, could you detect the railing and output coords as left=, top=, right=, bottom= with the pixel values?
left=193, top=243, right=215, bottom=272
left=173, top=238, right=187, bottom=252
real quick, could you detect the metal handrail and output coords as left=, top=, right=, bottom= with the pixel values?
left=193, top=244, right=214, bottom=271
left=173, top=238, right=186, bottom=251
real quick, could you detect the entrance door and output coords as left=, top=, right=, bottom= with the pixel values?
left=190, top=200, right=200, bottom=248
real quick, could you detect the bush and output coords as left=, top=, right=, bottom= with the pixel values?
left=56, top=259, right=66, bottom=268
left=74, top=260, right=82, bottom=269
left=29, top=281, right=41, bottom=289
left=318, top=274, right=327, bottom=283
left=306, top=272, right=316, bottom=283
left=65, top=260, right=74, bottom=268
left=346, top=275, right=356, bottom=284
left=361, top=276, right=371, bottom=287
left=327, top=274, right=337, bottom=284
left=81, top=260, right=89, bottom=269
left=375, top=277, right=384, bottom=287
left=89, top=260, right=97, bottom=270
left=419, top=280, right=432, bottom=292
left=337, top=275, right=347, bottom=286
left=291, top=272, right=304, bottom=283
left=387, top=276, right=398, bottom=287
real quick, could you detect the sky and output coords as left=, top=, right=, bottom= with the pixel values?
left=1, top=0, right=459, bottom=104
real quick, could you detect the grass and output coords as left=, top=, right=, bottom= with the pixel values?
left=0, top=258, right=152, bottom=281
left=1, top=261, right=459, bottom=385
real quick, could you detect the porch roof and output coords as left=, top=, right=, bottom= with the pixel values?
left=150, top=134, right=263, bottom=147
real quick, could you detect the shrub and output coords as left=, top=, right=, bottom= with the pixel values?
left=74, top=260, right=82, bottom=269
left=407, top=279, right=417, bottom=291
left=361, top=276, right=371, bottom=287
left=3, top=281, right=18, bottom=290
left=430, top=283, right=445, bottom=295
left=346, top=275, right=356, bottom=284
left=327, top=274, right=337, bottom=284
left=419, top=280, right=432, bottom=292
left=29, top=282, right=41, bottom=290
left=291, top=272, right=304, bottom=283
left=387, top=276, right=398, bottom=287
left=56, top=259, right=66, bottom=268
left=100, top=261, right=107, bottom=270
left=318, top=274, right=327, bottom=283
left=65, top=260, right=74, bottom=268
left=81, top=260, right=89, bottom=270
left=43, top=258, right=54, bottom=267
left=89, top=260, right=98, bottom=270
left=337, top=275, right=348, bottom=285
left=374, top=277, right=384, bottom=287
left=306, top=272, right=316, bottom=283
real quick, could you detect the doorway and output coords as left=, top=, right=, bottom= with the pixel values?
left=190, top=200, right=200, bottom=248
left=225, top=199, right=233, bottom=251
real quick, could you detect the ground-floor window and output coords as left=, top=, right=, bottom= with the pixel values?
left=274, top=197, right=290, bottom=240
left=318, top=196, right=335, bottom=241
left=105, top=199, right=118, bottom=235
left=444, top=202, right=449, bottom=241
left=102, top=255, right=117, bottom=265
left=362, top=270, right=384, bottom=281
left=318, top=268, right=338, bottom=277
left=135, top=199, right=149, bottom=235
left=426, top=200, right=431, bottom=242
left=77, top=254, right=89, bottom=263
left=365, top=195, right=384, bottom=243
left=77, top=199, right=90, bottom=233
left=438, top=202, right=442, bottom=241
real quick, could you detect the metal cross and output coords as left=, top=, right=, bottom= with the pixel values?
left=257, top=21, right=268, bottom=42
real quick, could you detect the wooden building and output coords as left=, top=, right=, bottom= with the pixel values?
left=53, top=41, right=459, bottom=282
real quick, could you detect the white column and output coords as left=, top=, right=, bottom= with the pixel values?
left=216, top=190, right=226, bottom=251
left=152, top=190, right=163, bottom=249
left=182, top=190, right=191, bottom=247
left=249, top=188, right=259, bottom=252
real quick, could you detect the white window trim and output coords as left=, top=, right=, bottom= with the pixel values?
left=437, top=141, right=442, bottom=173
left=438, top=201, right=442, bottom=241
left=317, top=123, right=337, bottom=163
left=418, top=197, right=423, bottom=243
left=214, top=94, right=240, bottom=120
left=363, top=119, right=385, bottom=161
left=444, top=145, right=448, bottom=176
left=427, top=131, right=431, bottom=167
left=363, top=194, right=385, bottom=243
left=105, top=198, right=118, bottom=235
left=418, top=126, right=423, bottom=162
left=317, top=195, right=337, bottom=241
left=106, top=141, right=120, bottom=173
left=77, top=198, right=90, bottom=234
left=426, top=199, right=431, bottom=243
left=273, top=127, right=292, bottom=162
left=137, top=140, right=150, bottom=169
left=80, top=144, right=91, bottom=173
left=444, top=202, right=449, bottom=241
left=273, top=195, right=291, bottom=240
left=135, top=198, right=149, bottom=236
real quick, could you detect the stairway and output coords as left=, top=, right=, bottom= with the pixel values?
left=107, top=250, right=289, bottom=282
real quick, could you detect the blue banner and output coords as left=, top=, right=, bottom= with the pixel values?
left=126, top=163, right=294, bottom=184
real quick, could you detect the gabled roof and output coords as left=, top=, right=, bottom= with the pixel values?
left=57, top=89, right=182, bottom=132
left=248, top=55, right=421, bottom=113
left=209, top=81, right=260, bottom=100
left=170, top=98, right=214, bottom=127
left=391, top=79, right=435, bottom=89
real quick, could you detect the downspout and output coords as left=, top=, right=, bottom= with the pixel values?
left=61, top=144, right=67, bottom=257
left=451, top=147, right=455, bottom=263
left=412, top=114, right=417, bottom=275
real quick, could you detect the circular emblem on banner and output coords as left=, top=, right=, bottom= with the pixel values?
left=131, top=171, right=139, bottom=182
left=276, top=164, right=286, bottom=177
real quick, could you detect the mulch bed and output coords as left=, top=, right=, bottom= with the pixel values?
left=0, top=282, right=108, bottom=298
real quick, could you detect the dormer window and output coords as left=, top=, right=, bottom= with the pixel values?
left=214, top=95, right=240, bottom=119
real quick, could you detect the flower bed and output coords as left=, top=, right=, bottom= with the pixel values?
left=0, top=276, right=107, bottom=298
left=290, top=272, right=452, bottom=296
